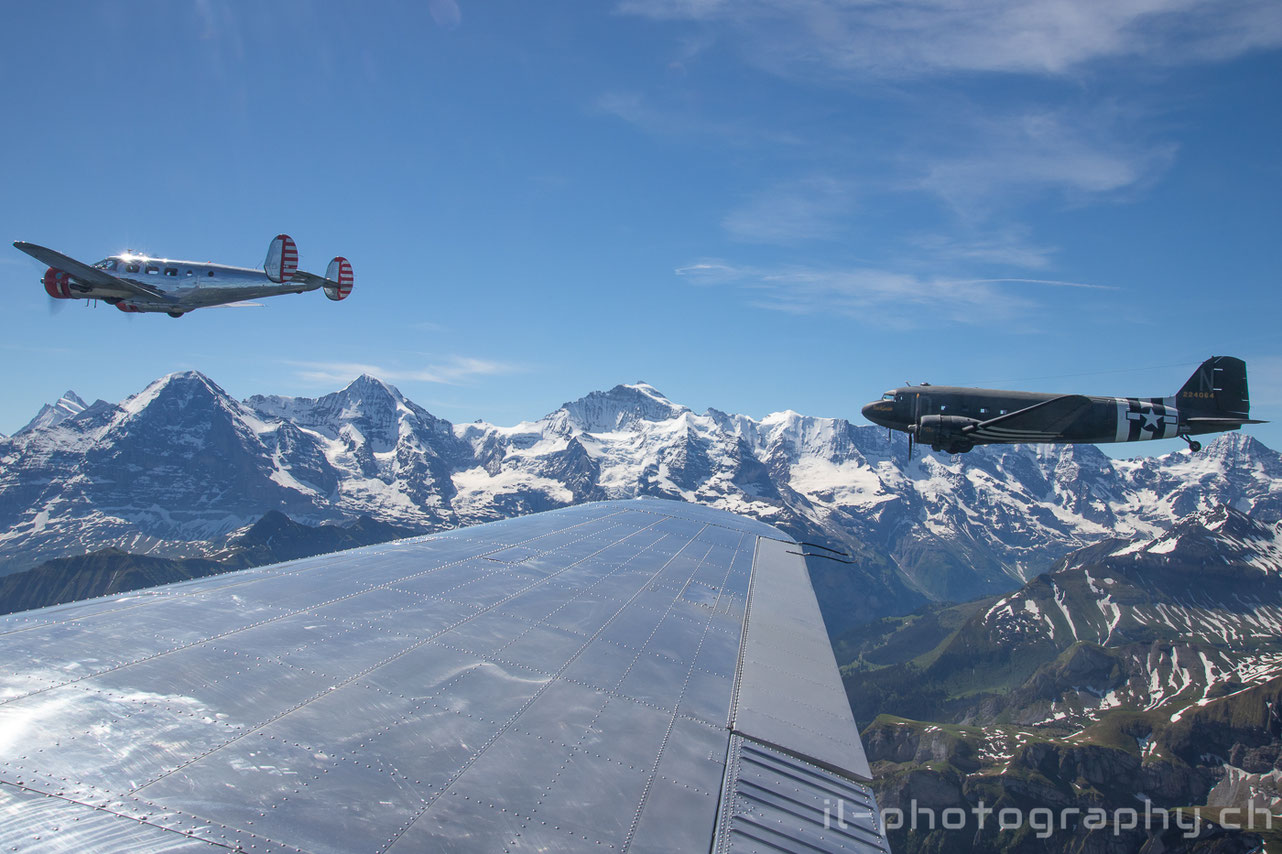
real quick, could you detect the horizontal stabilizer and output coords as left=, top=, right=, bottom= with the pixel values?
left=287, top=258, right=354, bottom=301
left=964, top=394, right=1092, bottom=436
left=1185, top=416, right=1268, bottom=426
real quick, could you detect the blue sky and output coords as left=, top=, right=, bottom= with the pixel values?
left=2, top=1, right=1280, bottom=455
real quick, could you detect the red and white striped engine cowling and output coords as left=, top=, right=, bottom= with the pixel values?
left=43, top=267, right=73, bottom=299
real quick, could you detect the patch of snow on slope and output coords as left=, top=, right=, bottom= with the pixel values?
left=452, top=466, right=572, bottom=508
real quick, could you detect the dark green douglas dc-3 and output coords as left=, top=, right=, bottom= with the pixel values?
left=861, top=356, right=1266, bottom=456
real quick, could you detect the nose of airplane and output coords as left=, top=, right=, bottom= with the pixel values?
left=862, top=400, right=892, bottom=427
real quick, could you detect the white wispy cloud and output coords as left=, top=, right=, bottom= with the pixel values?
left=908, top=230, right=1058, bottom=269
left=617, top=0, right=1282, bottom=77
left=676, top=260, right=1111, bottom=327
left=287, top=355, right=519, bottom=387
left=722, top=176, right=856, bottom=244
left=914, top=108, right=1177, bottom=212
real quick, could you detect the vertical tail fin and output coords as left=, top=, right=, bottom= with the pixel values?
left=1176, top=356, right=1250, bottom=417
left=322, top=257, right=353, bottom=301
left=264, top=234, right=299, bottom=284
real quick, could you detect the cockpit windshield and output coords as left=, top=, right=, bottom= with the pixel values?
left=881, top=392, right=896, bottom=401
left=91, top=259, right=118, bottom=272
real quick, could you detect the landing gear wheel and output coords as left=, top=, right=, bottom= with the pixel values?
left=1188, top=440, right=1201, bottom=453
left=168, top=311, right=185, bottom=318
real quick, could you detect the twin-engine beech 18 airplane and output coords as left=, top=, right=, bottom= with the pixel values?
left=13, top=234, right=353, bottom=317
left=862, top=356, right=1266, bottom=456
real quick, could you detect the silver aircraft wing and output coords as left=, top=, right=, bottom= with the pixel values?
left=1184, top=416, right=1269, bottom=426
left=0, top=498, right=887, bottom=853
left=13, top=241, right=170, bottom=300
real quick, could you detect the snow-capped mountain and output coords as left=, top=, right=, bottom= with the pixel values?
left=0, top=372, right=481, bottom=573
left=1, top=373, right=1279, bottom=633
left=0, top=373, right=337, bottom=570
left=456, top=383, right=1280, bottom=608
left=16, top=390, right=89, bottom=435
left=245, top=375, right=473, bottom=525
left=850, top=505, right=1282, bottom=851
left=961, top=505, right=1282, bottom=727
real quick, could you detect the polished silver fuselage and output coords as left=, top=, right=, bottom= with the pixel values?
left=89, top=254, right=320, bottom=311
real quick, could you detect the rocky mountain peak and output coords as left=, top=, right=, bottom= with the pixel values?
left=756, top=410, right=859, bottom=463
left=1202, top=430, right=1271, bottom=463
left=245, top=373, right=422, bottom=442
left=552, top=381, right=689, bottom=434
left=57, top=390, right=86, bottom=409
left=118, top=371, right=237, bottom=421
left=16, top=389, right=89, bottom=435
left=340, top=373, right=404, bottom=405
left=141, top=369, right=219, bottom=393
left=1109, top=503, right=1282, bottom=573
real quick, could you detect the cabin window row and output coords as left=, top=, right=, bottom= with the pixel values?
left=97, top=259, right=214, bottom=277
left=887, top=392, right=1010, bottom=417
left=937, top=403, right=1007, bottom=416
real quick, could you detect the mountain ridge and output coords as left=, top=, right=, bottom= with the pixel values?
left=3, top=372, right=1279, bottom=635
left=844, top=504, right=1282, bottom=852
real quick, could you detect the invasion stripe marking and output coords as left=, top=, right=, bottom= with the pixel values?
left=1115, top=398, right=1130, bottom=443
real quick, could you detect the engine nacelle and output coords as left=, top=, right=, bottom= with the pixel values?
left=916, top=414, right=980, bottom=453
left=43, top=267, right=72, bottom=299
left=323, top=256, right=354, bottom=301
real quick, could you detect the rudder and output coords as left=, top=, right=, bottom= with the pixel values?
left=1176, top=356, right=1249, bottom=417
left=264, top=234, right=299, bottom=284
left=322, top=257, right=353, bottom=301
